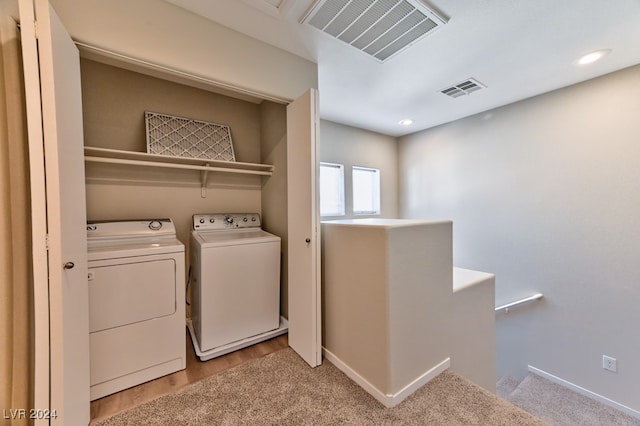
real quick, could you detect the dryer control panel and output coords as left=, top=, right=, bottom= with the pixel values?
left=193, top=213, right=261, bottom=230
left=87, top=219, right=176, bottom=240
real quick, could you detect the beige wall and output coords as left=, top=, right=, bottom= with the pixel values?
left=0, top=11, right=32, bottom=419
left=319, top=120, right=399, bottom=219
left=399, top=64, right=640, bottom=413
left=260, top=101, right=289, bottom=317
left=50, top=0, right=317, bottom=102
left=322, top=220, right=452, bottom=401
left=81, top=59, right=262, bottom=162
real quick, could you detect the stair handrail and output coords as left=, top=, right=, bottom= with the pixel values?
left=495, top=293, right=543, bottom=314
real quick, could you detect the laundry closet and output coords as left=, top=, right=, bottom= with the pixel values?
left=77, top=50, right=320, bottom=362
left=77, top=51, right=321, bottom=412
left=80, top=55, right=291, bottom=394
left=81, top=57, right=277, bottom=293
left=20, top=1, right=321, bottom=423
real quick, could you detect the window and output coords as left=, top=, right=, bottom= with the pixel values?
left=319, top=162, right=345, bottom=216
left=352, top=166, right=380, bottom=215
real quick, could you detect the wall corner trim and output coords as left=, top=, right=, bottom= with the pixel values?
left=323, top=348, right=450, bottom=407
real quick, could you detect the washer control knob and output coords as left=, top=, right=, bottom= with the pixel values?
left=225, top=216, right=234, bottom=225
left=209, top=218, right=215, bottom=223
left=243, top=217, right=248, bottom=222
left=199, top=218, right=205, bottom=224
left=251, top=217, right=257, bottom=222
left=149, top=220, right=163, bottom=231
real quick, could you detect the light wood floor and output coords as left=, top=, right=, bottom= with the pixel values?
left=89, top=332, right=289, bottom=423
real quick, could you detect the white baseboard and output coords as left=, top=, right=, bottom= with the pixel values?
left=323, top=347, right=450, bottom=408
left=528, top=365, right=640, bottom=420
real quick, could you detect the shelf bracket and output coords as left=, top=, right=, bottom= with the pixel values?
left=201, top=164, right=209, bottom=198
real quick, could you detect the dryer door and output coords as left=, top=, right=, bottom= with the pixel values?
left=88, top=258, right=176, bottom=333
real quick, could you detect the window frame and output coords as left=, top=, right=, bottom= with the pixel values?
left=352, top=165, right=381, bottom=215
left=319, top=162, right=346, bottom=217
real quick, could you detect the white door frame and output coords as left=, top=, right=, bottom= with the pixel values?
left=20, top=0, right=90, bottom=423
left=18, top=0, right=50, bottom=419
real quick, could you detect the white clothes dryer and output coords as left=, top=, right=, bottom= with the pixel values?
left=188, top=213, right=287, bottom=361
left=87, top=219, right=186, bottom=400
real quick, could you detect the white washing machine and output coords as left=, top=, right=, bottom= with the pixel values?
left=188, top=213, right=287, bottom=361
left=87, top=219, right=186, bottom=400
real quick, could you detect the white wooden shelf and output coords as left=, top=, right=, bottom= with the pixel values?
left=84, top=146, right=273, bottom=175
left=84, top=146, right=273, bottom=197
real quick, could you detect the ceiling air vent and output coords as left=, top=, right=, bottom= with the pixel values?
left=441, top=79, right=485, bottom=98
left=301, top=0, right=448, bottom=62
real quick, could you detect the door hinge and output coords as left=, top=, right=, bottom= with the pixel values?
left=45, top=233, right=50, bottom=250
left=26, top=19, right=38, bottom=39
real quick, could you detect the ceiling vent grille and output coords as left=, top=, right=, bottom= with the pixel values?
left=301, top=0, right=447, bottom=62
left=441, top=79, right=485, bottom=98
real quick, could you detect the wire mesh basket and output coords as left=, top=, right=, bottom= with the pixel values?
left=145, top=111, right=236, bottom=162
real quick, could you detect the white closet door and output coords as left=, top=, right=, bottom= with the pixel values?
left=287, top=89, right=322, bottom=367
left=20, top=0, right=90, bottom=424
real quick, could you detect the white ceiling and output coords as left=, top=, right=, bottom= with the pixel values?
left=164, top=0, right=640, bottom=137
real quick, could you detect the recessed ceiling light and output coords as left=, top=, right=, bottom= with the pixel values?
left=576, top=49, right=611, bottom=66
left=399, top=119, right=414, bottom=126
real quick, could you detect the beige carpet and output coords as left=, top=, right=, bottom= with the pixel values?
left=504, top=373, right=640, bottom=426
left=94, top=348, right=544, bottom=425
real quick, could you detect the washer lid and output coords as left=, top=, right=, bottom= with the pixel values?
left=193, top=228, right=280, bottom=247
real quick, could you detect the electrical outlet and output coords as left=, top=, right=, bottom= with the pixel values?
left=603, top=355, right=617, bottom=372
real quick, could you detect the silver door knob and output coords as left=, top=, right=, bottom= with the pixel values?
left=63, top=262, right=75, bottom=270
